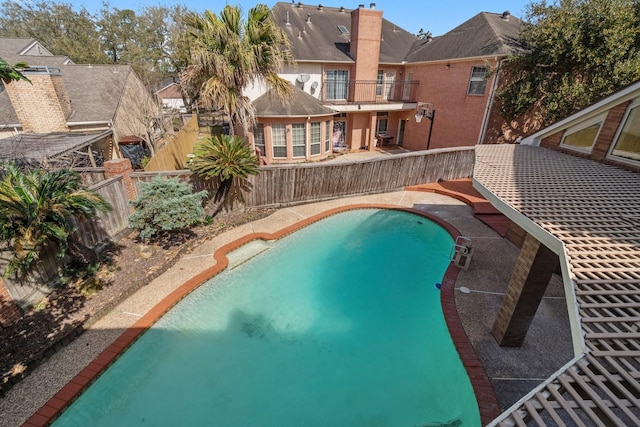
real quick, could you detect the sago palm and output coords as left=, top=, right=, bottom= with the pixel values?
left=189, top=135, right=259, bottom=215
left=0, top=164, right=111, bottom=278
left=181, top=4, right=293, bottom=135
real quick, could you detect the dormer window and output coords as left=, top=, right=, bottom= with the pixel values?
left=610, top=103, right=640, bottom=163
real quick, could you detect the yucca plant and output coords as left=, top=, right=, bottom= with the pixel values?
left=0, top=164, right=111, bottom=279
left=189, top=134, right=259, bottom=215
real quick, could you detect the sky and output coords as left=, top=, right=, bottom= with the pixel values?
left=73, top=0, right=533, bottom=36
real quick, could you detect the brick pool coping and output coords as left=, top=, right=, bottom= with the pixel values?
left=24, top=204, right=500, bottom=426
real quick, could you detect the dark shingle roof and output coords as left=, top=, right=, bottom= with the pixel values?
left=254, top=87, right=335, bottom=117
left=0, top=38, right=132, bottom=126
left=272, top=2, right=417, bottom=64
left=405, top=12, right=524, bottom=63
left=63, top=65, right=131, bottom=123
left=0, top=90, right=20, bottom=126
left=0, top=37, right=69, bottom=66
left=0, top=63, right=132, bottom=125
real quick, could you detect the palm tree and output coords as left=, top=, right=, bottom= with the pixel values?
left=0, top=59, right=30, bottom=84
left=189, top=135, right=259, bottom=215
left=0, top=164, right=111, bottom=278
left=181, top=4, right=293, bottom=135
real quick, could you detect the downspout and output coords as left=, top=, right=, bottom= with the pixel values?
left=477, top=58, right=504, bottom=145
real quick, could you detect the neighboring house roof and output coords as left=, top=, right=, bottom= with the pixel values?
left=271, top=2, right=417, bottom=63
left=405, top=12, right=524, bottom=63
left=156, top=82, right=183, bottom=100
left=0, top=37, right=71, bottom=66
left=0, top=90, right=19, bottom=127
left=254, top=87, right=335, bottom=117
left=0, top=38, right=134, bottom=127
left=0, top=130, right=111, bottom=162
left=63, top=64, right=132, bottom=123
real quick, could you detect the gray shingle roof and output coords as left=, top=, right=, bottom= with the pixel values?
left=0, top=37, right=69, bottom=66
left=406, top=12, right=524, bottom=63
left=63, top=64, right=131, bottom=123
left=272, top=2, right=417, bottom=64
left=0, top=38, right=132, bottom=126
left=254, top=87, right=335, bottom=117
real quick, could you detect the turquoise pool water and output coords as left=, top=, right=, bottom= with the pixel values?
left=53, top=209, right=480, bottom=426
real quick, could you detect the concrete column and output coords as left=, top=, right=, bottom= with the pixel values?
left=492, top=233, right=559, bottom=347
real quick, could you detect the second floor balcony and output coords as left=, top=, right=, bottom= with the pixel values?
left=321, top=79, right=419, bottom=105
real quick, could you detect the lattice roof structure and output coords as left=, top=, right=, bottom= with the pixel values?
left=474, top=144, right=640, bottom=426
left=0, top=130, right=111, bottom=168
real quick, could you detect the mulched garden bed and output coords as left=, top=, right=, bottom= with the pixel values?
left=0, top=208, right=276, bottom=396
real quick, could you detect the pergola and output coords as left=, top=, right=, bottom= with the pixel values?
left=0, top=130, right=112, bottom=168
left=475, top=144, right=640, bottom=426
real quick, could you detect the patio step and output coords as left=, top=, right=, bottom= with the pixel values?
left=407, top=179, right=509, bottom=236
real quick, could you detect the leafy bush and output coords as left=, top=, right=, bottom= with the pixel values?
left=128, top=176, right=208, bottom=241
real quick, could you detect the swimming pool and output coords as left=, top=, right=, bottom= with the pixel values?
left=53, top=208, right=480, bottom=426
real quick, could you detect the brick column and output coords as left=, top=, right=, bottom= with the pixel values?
left=0, top=277, right=22, bottom=327
left=492, top=233, right=559, bottom=346
left=104, top=158, right=137, bottom=202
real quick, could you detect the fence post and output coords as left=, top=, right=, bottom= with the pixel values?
left=104, top=158, right=138, bottom=206
left=0, top=277, right=22, bottom=327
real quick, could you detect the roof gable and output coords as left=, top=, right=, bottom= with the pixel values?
left=156, top=82, right=182, bottom=99
left=406, top=12, right=524, bottom=63
left=0, top=38, right=57, bottom=64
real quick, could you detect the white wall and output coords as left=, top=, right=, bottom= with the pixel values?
left=245, top=63, right=323, bottom=101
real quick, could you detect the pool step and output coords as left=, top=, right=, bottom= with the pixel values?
left=227, top=240, right=273, bottom=270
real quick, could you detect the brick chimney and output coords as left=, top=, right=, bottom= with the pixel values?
left=4, top=66, right=70, bottom=133
left=350, top=4, right=383, bottom=83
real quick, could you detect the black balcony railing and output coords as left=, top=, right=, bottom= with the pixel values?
left=322, top=79, right=419, bottom=104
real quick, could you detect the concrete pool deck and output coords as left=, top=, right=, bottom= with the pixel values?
left=0, top=189, right=574, bottom=427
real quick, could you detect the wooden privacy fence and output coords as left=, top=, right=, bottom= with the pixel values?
left=248, top=147, right=475, bottom=207
left=1, top=176, right=131, bottom=308
left=144, top=115, right=200, bottom=172
left=130, top=147, right=475, bottom=208
left=2, top=147, right=474, bottom=308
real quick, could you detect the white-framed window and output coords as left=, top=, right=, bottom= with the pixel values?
left=467, top=66, right=488, bottom=95
left=376, top=112, right=389, bottom=134
left=271, top=124, right=286, bottom=158
left=253, top=124, right=265, bottom=157
left=610, top=103, right=640, bottom=162
left=376, top=70, right=384, bottom=96
left=292, top=123, right=306, bottom=157
left=560, top=115, right=604, bottom=152
left=311, top=122, right=321, bottom=155
left=325, top=120, right=331, bottom=151
left=326, top=70, right=348, bottom=100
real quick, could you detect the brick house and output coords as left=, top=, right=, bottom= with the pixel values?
left=521, top=79, right=640, bottom=172
left=244, top=3, right=523, bottom=163
left=0, top=38, right=158, bottom=166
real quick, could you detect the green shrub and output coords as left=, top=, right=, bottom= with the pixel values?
left=128, top=176, right=208, bottom=241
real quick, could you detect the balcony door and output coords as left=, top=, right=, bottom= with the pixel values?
left=326, top=70, right=348, bottom=101
left=384, top=72, right=395, bottom=100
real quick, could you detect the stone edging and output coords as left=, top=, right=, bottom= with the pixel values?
left=24, top=204, right=500, bottom=426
